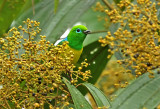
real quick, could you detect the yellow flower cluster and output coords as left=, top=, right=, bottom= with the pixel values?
left=99, top=0, right=160, bottom=77
left=94, top=2, right=106, bottom=12
left=0, top=18, right=90, bottom=108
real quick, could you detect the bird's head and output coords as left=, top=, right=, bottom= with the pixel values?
left=67, top=25, right=90, bottom=50
left=68, top=25, right=90, bottom=41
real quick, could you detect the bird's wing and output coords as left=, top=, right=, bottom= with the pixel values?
left=57, top=37, right=68, bottom=45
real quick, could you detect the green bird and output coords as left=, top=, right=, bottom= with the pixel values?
left=58, top=25, right=90, bottom=64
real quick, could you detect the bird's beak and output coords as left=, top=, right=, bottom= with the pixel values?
left=83, top=30, right=91, bottom=34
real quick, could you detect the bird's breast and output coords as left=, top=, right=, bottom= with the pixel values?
left=66, top=44, right=83, bottom=64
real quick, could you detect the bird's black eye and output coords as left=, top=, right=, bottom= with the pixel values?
left=76, top=28, right=81, bottom=33
left=77, top=29, right=80, bottom=32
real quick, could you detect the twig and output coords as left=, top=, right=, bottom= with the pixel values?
left=102, top=0, right=114, bottom=10
left=76, top=83, right=82, bottom=88
left=54, top=87, right=59, bottom=108
left=12, top=58, right=40, bottom=65
left=0, top=104, right=7, bottom=109
left=88, top=30, right=108, bottom=34
left=142, top=11, right=149, bottom=18
left=4, top=98, right=11, bottom=109
left=32, top=0, right=35, bottom=16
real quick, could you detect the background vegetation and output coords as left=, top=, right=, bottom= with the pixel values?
left=0, top=0, right=160, bottom=109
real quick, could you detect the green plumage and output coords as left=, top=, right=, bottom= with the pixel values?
left=67, top=25, right=87, bottom=50
left=58, top=25, right=89, bottom=64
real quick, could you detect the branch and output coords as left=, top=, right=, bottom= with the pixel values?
left=102, top=0, right=114, bottom=10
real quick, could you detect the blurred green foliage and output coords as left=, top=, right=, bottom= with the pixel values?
left=0, top=0, right=27, bottom=36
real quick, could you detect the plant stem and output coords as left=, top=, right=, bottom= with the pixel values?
left=54, top=87, right=59, bottom=108
left=0, top=104, right=7, bottom=109
left=4, top=98, right=11, bottom=109
left=76, top=83, right=82, bottom=88
left=32, top=0, right=35, bottom=16
left=102, top=0, right=114, bottom=10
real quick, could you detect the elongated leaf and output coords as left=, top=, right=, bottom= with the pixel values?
left=78, top=41, right=110, bottom=94
left=63, top=77, right=92, bottom=109
left=82, top=83, right=111, bottom=107
left=111, top=71, right=160, bottom=109
left=13, top=0, right=96, bottom=43
left=54, top=0, right=59, bottom=13
left=0, top=0, right=27, bottom=36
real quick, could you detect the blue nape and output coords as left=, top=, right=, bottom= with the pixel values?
left=63, top=37, right=68, bottom=41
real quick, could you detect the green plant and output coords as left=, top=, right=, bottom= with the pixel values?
left=1, top=0, right=160, bottom=109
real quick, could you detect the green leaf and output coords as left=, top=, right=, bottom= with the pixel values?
left=54, top=0, right=59, bottom=13
left=20, top=80, right=26, bottom=88
left=82, top=83, right=111, bottom=107
left=44, top=103, right=49, bottom=109
left=78, top=41, right=110, bottom=95
left=111, top=71, right=160, bottom=109
left=13, top=0, right=96, bottom=43
left=63, top=77, right=92, bottom=109
left=0, top=0, right=27, bottom=36
left=8, top=100, right=15, bottom=109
